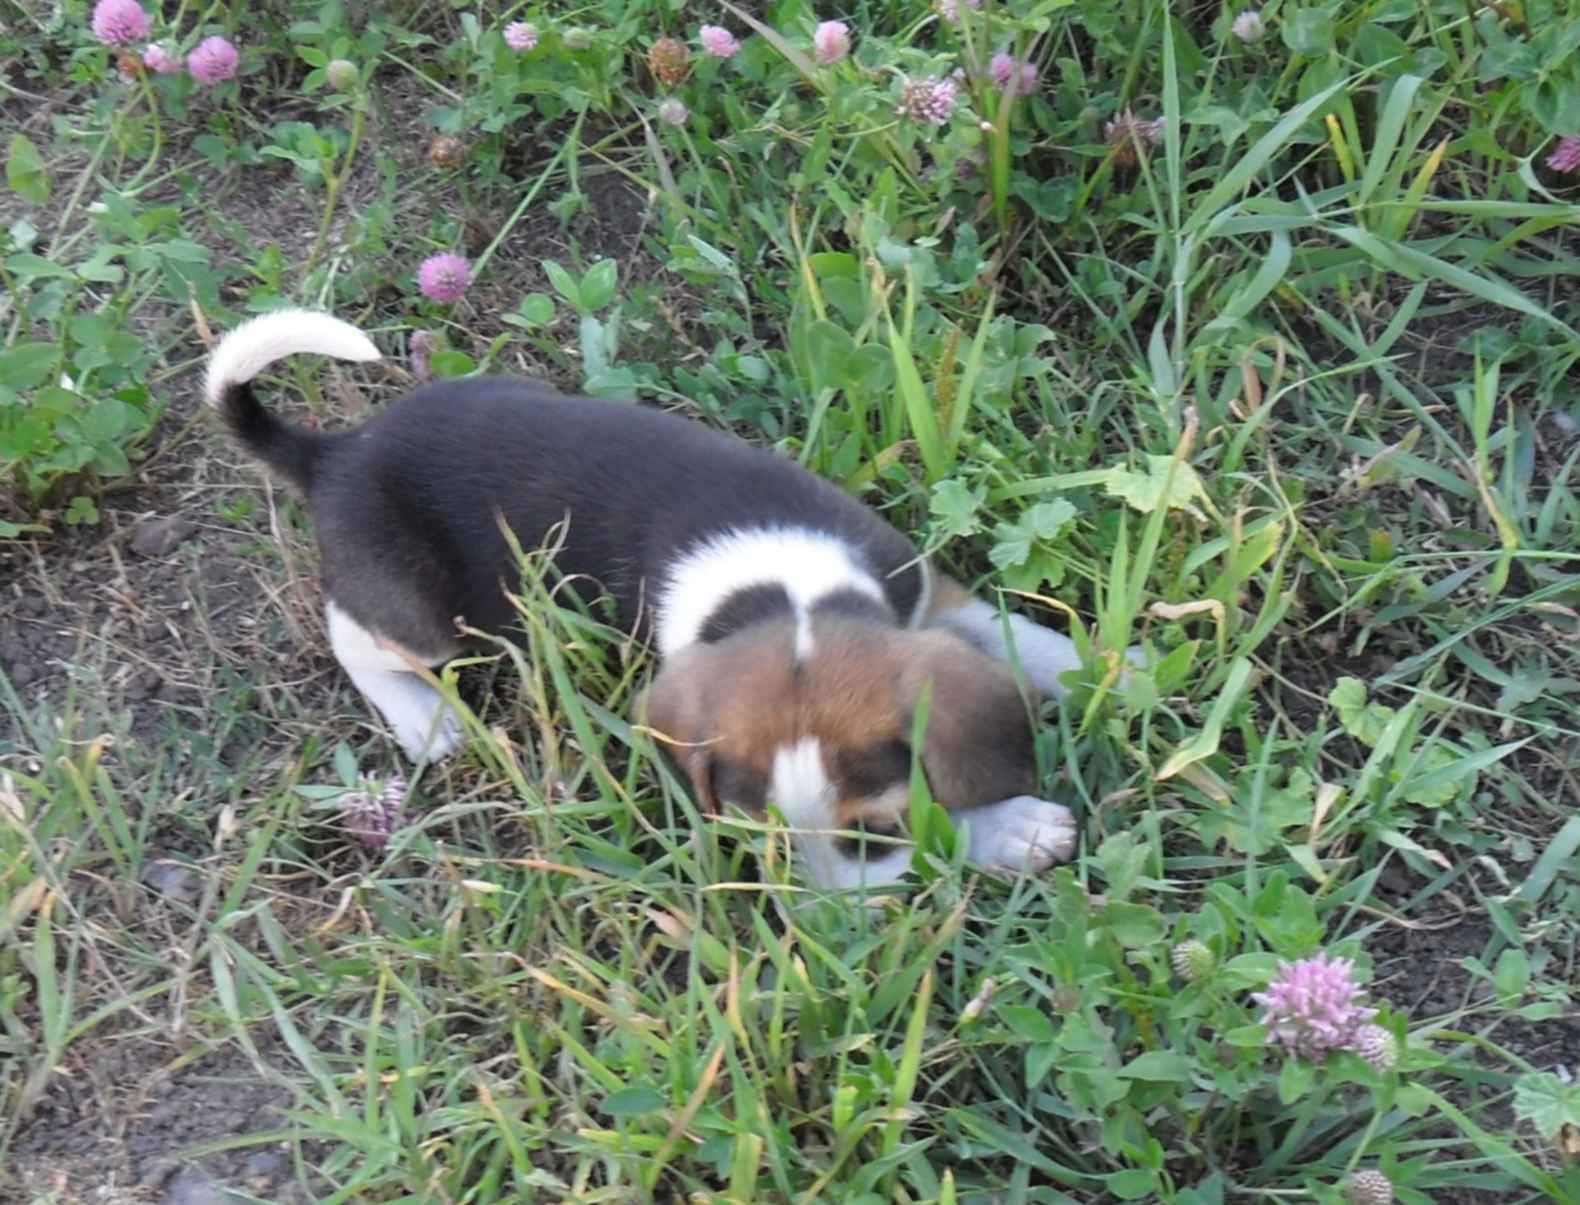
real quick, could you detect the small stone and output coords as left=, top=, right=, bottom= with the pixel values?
left=1376, top=863, right=1415, bottom=895
left=141, top=858, right=202, bottom=906
left=131, top=516, right=198, bottom=558
left=129, top=669, right=164, bottom=701
left=163, top=1167, right=245, bottom=1205
left=138, top=1158, right=178, bottom=1189
left=241, top=1147, right=289, bottom=1183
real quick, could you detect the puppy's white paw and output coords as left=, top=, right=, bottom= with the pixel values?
left=392, top=704, right=465, bottom=762
left=962, top=795, right=1078, bottom=874
left=351, top=667, right=468, bottom=763
left=811, top=840, right=914, bottom=892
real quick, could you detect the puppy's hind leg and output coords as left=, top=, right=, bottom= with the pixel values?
left=327, top=602, right=465, bottom=761
left=925, top=582, right=1146, bottom=699
left=926, top=592, right=1085, bottom=698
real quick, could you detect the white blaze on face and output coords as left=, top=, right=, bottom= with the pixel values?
left=770, top=738, right=835, bottom=832
left=770, top=737, right=911, bottom=890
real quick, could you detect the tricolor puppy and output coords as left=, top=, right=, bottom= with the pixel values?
left=207, top=309, right=1092, bottom=889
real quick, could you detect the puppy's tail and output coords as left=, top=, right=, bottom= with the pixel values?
left=204, top=308, right=382, bottom=491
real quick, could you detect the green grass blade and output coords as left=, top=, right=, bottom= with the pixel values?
left=1204, top=229, right=1291, bottom=332
left=1156, top=657, right=1254, bottom=781
left=1191, top=76, right=1350, bottom=232
left=880, top=967, right=933, bottom=1181
left=949, top=291, right=997, bottom=453
left=887, top=307, right=946, bottom=482
left=1357, top=74, right=1423, bottom=212
left=1517, top=815, right=1580, bottom=906
left=1329, top=225, right=1580, bottom=340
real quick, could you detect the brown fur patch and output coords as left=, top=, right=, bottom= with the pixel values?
left=644, top=615, right=1041, bottom=829
left=919, top=575, right=974, bottom=624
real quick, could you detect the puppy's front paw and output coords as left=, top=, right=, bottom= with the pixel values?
left=962, top=795, right=1078, bottom=874
left=392, top=703, right=465, bottom=762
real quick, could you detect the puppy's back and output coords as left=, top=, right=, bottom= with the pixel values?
left=310, top=380, right=918, bottom=643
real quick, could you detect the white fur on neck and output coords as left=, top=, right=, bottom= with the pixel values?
left=656, top=527, right=886, bottom=657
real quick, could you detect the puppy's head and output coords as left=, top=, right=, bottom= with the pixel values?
left=644, top=617, right=1040, bottom=839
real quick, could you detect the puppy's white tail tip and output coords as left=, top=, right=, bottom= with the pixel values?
left=204, top=308, right=381, bottom=409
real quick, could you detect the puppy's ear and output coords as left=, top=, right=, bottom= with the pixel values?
left=902, top=632, right=1041, bottom=809
left=642, top=645, right=718, bottom=809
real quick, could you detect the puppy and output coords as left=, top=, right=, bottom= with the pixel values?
left=207, top=309, right=1094, bottom=888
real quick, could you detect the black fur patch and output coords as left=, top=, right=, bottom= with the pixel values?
left=699, top=583, right=793, bottom=644
left=835, top=817, right=905, bottom=860
left=812, top=588, right=895, bottom=627
left=251, top=374, right=918, bottom=655
left=219, top=381, right=322, bottom=492
left=831, top=739, right=913, bottom=800
left=879, top=559, right=928, bottom=625
left=708, top=757, right=768, bottom=809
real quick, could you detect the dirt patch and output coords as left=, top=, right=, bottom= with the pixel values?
left=9, top=1038, right=325, bottom=1204
left=1366, top=852, right=1580, bottom=1191
left=0, top=449, right=344, bottom=766
left=1373, top=905, right=1580, bottom=1058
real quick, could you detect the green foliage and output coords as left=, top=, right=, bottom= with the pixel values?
left=3, top=0, right=1579, bottom=1200
left=6, top=135, right=50, bottom=206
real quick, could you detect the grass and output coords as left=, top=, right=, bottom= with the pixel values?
left=4, top=0, right=1580, bottom=1201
